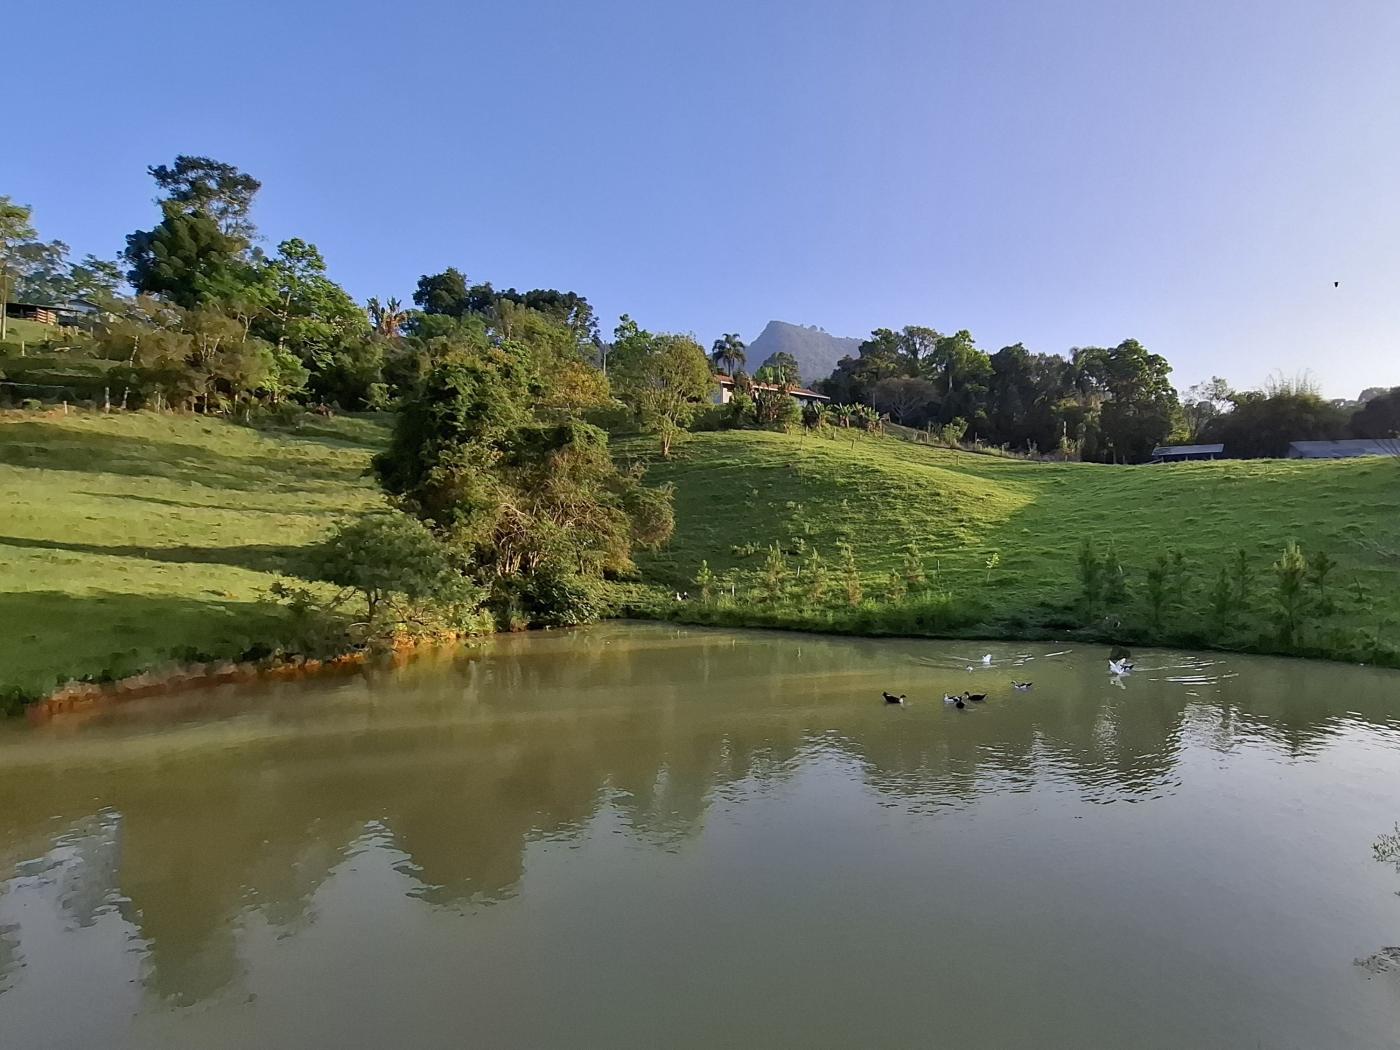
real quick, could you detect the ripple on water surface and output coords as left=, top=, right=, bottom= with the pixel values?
left=1, top=626, right=1399, bottom=1049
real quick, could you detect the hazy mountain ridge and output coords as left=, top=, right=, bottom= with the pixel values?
left=746, top=320, right=861, bottom=387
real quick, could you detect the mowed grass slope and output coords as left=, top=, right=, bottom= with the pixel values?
left=635, top=430, right=1400, bottom=650
left=0, top=411, right=387, bottom=698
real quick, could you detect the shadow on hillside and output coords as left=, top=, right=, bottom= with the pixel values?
left=0, top=421, right=359, bottom=491
left=0, top=589, right=290, bottom=698
left=0, top=535, right=301, bottom=574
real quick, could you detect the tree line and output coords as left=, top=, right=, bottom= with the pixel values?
left=806, top=326, right=1398, bottom=462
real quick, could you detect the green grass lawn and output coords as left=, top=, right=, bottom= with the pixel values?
left=0, top=318, right=68, bottom=350
left=0, top=410, right=388, bottom=701
left=2, top=412, right=1398, bottom=706
left=630, top=429, right=1400, bottom=660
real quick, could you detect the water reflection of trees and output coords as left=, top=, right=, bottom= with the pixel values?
left=0, top=627, right=1395, bottom=1007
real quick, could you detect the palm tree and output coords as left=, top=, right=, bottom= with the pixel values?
left=367, top=296, right=408, bottom=338
left=710, top=333, right=747, bottom=376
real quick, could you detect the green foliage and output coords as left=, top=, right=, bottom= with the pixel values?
left=124, top=202, right=253, bottom=309
left=147, top=155, right=261, bottom=239
left=694, top=559, right=717, bottom=603
left=373, top=342, right=534, bottom=526
left=1204, top=387, right=1349, bottom=458
left=884, top=569, right=907, bottom=604
left=1308, top=549, right=1337, bottom=612
left=901, top=541, right=926, bottom=590
left=1078, top=538, right=1105, bottom=615
left=1230, top=549, right=1253, bottom=607
left=1145, top=555, right=1169, bottom=631
left=1272, top=541, right=1309, bottom=648
left=761, top=543, right=790, bottom=602
left=839, top=542, right=862, bottom=606
left=301, top=510, right=482, bottom=638
left=710, top=333, right=746, bottom=376
left=805, top=546, right=829, bottom=603
left=249, top=238, right=368, bottom=370
left=753, top=386, right=801, bottom=427
left=984, top=549, right=1000, bottom=584
left=91, top=298, right=306, bottom=410
left=373, top=342, right=674, bottom=627
left=1102, top=543, right=1129, bottom=604
left=609, top=321, right=712, bottom=456
left=1167, top=548, right=1190, bottom=607
left=1208, top=565, right=1236, bottom=635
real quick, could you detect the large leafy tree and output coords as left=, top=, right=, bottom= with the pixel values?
left=609, top=321, right=713, bottom=456
left=1075, top=339, right=1180, bottom=462
left=1350, top=387, right=1400, bottom=439
left=373, top=343, right=673, bottom=623
left=147, top=156, right=261, bottom=240
left=250, top=238, right=367, bottom=369
left=124, top=202, right=251, bottom=308
left=872, top=376, right=938, bottom=424
left=125, top=157, right=261, bottom=309
left=412, top=268, right=598, bottom=351
left=96, top=297, right=305, bottom=411
left=1180, top=377, right=1234, bottom=442
left=1205, top=388, right=1348, bottom=457
left=819, top=327, right=914, bottom=404
left=920, top=329, right=992, bottom=427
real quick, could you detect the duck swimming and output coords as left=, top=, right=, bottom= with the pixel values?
left=943, top=694, right=960, bottom=704
left=882, top=691, right=906, bottom=704
left=963, top=691, right=987, bottom=703
left=1012, top=681, right=1033, bottom=691
left=1108, top=659, right=1134, bottom=676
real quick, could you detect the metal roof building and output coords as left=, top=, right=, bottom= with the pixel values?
left=1150, top=443, right=1224, bottom=462
left=1287, top=439, right=1398, bottom=459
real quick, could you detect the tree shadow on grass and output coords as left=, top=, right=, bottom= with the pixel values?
left=0, top=590, right=292, bottom=699
left=0, top=421, right=361, bottom=492
left=0, top=535, right=303, bottom=574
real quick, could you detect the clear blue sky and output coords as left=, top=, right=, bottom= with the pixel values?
left=9, top=0, right=1399, bottom=397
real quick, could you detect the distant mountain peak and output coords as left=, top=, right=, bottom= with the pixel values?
left=746, top=320, right=861, bottom=386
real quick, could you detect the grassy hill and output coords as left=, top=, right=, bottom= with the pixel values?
left=634, top=429, right=1400, bottom=659
left=1, top=412, right=1397, bottom=705
left=0, top=410, right=387, bottom=703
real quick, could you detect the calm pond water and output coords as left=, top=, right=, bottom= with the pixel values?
left=1, top=624, right=1398, bottom=1049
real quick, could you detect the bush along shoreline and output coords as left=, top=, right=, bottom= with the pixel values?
left=7, top=533, right=1397, bottom=719
left=628, top=535, right=1400, bottom=670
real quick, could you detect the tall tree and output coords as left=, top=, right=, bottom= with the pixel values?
left=1181, top=377, right=1234, bottom=442
left=710, top=332, right=747, bottom=376
left=147, top=156, right=261, bottom=239
left=250, top=238, right=367, bottom=369
left=819, top=328, right=914, bottom=404
left=1082, top=339, right=1180, bottom=462
left=609, top=321, right=712, bottom=456
left=1349, top=387, right=1400, bottom=439
left=412, top=267, right=471, bottom=316
left=871, top=376, right=938, bottom=424
left=920, top=329, right=992, bottom=428
left=124, top=204, right=252, bottom=309
left=0, top=197, right=36, bottom=341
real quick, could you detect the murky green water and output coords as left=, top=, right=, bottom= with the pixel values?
left=1, top=625, right=1398, bottom=1049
